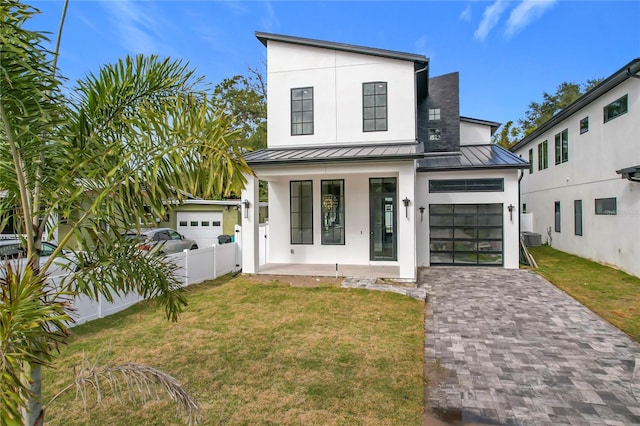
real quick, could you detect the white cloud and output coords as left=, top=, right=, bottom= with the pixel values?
left=505, top=0, right=556, bottom=39
left=474, top=0, right=508, bottom=41
left=459, top=5, right=472, bottom=23
left=101, top=0, right=172, bottom=55
left=260, top=1, right=280, bottom=33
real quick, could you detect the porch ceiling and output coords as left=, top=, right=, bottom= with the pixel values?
left=244, top=142, right=423, bottom=166
left=257, top=263, right=400, bottom=279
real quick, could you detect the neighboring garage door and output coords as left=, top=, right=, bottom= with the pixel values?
left=177, top=212, right=223, bottom=248
left=429, top=204, right=503, bottom=266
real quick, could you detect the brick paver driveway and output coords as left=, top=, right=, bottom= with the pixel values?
left=423, top=267, right=640, bottom=425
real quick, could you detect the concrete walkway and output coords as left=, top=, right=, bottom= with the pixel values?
left=423, top=267, right=640, bottom=425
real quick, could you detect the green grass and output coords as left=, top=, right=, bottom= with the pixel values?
left=528, top=245, right=640, bottom=341
left=42, top=274, right=425, bottom=425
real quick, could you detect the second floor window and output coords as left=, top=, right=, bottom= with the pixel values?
left=554, top=128, right=568, bottom=165
left=291, top=87, right=313, bottom=135
left=537, top=140, right=548, bottom=170
left=363, top=82, right=387, bottom=132
left=604, top=94, right=628, bottom=123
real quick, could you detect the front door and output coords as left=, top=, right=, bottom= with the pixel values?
left=369, top=177, right=397, bottom=261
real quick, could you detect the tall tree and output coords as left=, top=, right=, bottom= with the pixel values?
left=0, top=1, right=251, bottom=424
left=494, top=79, right=603, bottom=148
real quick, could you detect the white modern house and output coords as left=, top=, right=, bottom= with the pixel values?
left=241, top=33, right=528, bottom=281
left=511, top=58, right=640, bottom=278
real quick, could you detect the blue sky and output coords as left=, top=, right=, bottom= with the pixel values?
left=29, top=0, right=640, bottom=125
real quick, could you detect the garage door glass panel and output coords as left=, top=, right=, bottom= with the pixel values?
left=429, top=203, right=503, bottom=266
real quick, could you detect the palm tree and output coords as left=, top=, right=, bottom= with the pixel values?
left=0, top=1, right=252, bottom=424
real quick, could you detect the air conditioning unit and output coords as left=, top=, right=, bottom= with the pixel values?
left=523, top=232, right=542, bottom=247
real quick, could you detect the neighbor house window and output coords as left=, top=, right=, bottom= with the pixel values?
left=554, top=128, right=568, bottom=165
left=321, top=180, right=344, bottom=245
left=429, top=179, right=504, bottom=192
left=291, top=87, right=313, bottom=135
left=604, top=94, right=628, bottom=123
left=574, top=200, right=583, bottom=236
left=528, top=148, right=534, bottom=174
left=428, top=108, right=441, bottom=120
left=429, top=128, right=441, bottom=141
left=595, top=197, right=617, bottom=215
left=554, top=201, right=561, bottom=232
left=363, top=82, right=387, bottom=132
left=290, top=180, right=313, bottom=244
left=537, top=140, right=548, bottom=171
left=580, top=117, right=589, bottom=134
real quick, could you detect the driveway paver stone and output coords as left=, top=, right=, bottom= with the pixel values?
left=423, top=267, right=640, bottom=425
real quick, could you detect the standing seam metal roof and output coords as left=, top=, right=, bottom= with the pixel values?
left=244, top=142, right=423, bottom=166
left=416, top=145, right=529, bottom=172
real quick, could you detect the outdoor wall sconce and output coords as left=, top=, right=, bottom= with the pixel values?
left=243, top=199, right=251, bottom=218
left=418, top=206, right=425, bottom=222
left=402, top=197, right=411, bottom=218
left=508, top=204, right=515, bottom=222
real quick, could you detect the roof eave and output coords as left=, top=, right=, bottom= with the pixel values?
left=511, top=58, right=640, bottom=152
left=247, top=154, right=424, bottom=167
left=255, top=31, right=429, bottom=65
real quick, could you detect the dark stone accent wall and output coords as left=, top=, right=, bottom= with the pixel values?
left=417, top=72, right=460, bottom=153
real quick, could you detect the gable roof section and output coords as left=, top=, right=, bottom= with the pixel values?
left=417, top=145, right=528, bottom=172
left=244, top=142, right=423, bottom=166
left=460, top=116, right=501, bottom=135
left=256, top=32, right=429, bottom=66
left=511, top=58, right=640, bottom=152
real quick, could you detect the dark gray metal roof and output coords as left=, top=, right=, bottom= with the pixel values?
left=511, top=58, right=640, bottom=152
left=417, top=145, right=529, bottom=172
left=256, top=32, right=429, bottom=66
left=616, top=165, right=640, bottom=182
left=244, top=142, right=423, bottom=166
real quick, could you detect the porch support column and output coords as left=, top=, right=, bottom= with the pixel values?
left=241, top=173, right=259, bottom=274
left=398, top=164, right=417, bottom=281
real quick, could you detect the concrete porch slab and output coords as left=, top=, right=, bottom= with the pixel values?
left=256, top=263, right=400, bottom=279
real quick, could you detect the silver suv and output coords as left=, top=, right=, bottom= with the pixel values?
left=125, top=228, right=198, bottom=255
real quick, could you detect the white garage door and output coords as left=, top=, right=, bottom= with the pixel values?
left=177, top=212, right=223, bottom=248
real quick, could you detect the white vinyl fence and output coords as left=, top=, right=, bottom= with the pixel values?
left=54, top=242, right=242, bottom=327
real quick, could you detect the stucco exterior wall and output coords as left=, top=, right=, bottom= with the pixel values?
left=266, top=40, right=417, bottom=148
left=514, top=76, right=640, bottom=277
left=460, top=121, right=493, bottom=146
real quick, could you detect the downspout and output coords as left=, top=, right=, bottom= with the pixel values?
left=627, top=67, right=640, bottom=79
left=414, top=63, right=428, bottom=142
left=518, top=168, right=524, bottom=241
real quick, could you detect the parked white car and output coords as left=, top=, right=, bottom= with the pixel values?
left=0, top=239, right=75, bottom=279
left=124, top=228, right=199, bottom=255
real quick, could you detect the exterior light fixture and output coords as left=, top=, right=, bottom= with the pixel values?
left=402, top=197, right=411, bottom=218
left=508, top=204, right=515, bottom=222
left=418, top=206, right=425, bottom=222
left=243, top=199, right=251, bottom=218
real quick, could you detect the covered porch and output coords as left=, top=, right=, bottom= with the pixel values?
left=257, top=262, right=400, bottom=279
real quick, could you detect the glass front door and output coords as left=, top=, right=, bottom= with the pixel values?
left=369, top=178, right=397, bottom=261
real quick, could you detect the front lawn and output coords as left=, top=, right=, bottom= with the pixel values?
left=528, top=245, right=640, bottom=341
left=43, top=274, right=425, bottom=425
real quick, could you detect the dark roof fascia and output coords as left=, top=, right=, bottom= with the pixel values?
left=511, top=58, right=640, bottom=152
left=460, top=116, right=501, bottom=134
left=255, top=32, right=429, bottom=66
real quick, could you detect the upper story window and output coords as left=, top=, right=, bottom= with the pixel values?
left=428, top=108, right=441, bottom=120
left=429, top=128, right=441, bottom=141
left=291, top=87, right=314, bottom=136
left=580, top=117, right=589, bottom=134
left=554, top=128, right=568, bottom=165
left=363, top=82, right=387, bottom=132
left=604, top=94, right=628, bottom=123
left=528, top=148, right=534, bottom=174
left=537, top=140, right=548, bottom=170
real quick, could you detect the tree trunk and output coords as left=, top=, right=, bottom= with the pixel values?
left=22, top=363, right=44, bottom=426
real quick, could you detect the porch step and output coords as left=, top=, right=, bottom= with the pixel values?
left=341, top=277, right=427, bottom=301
